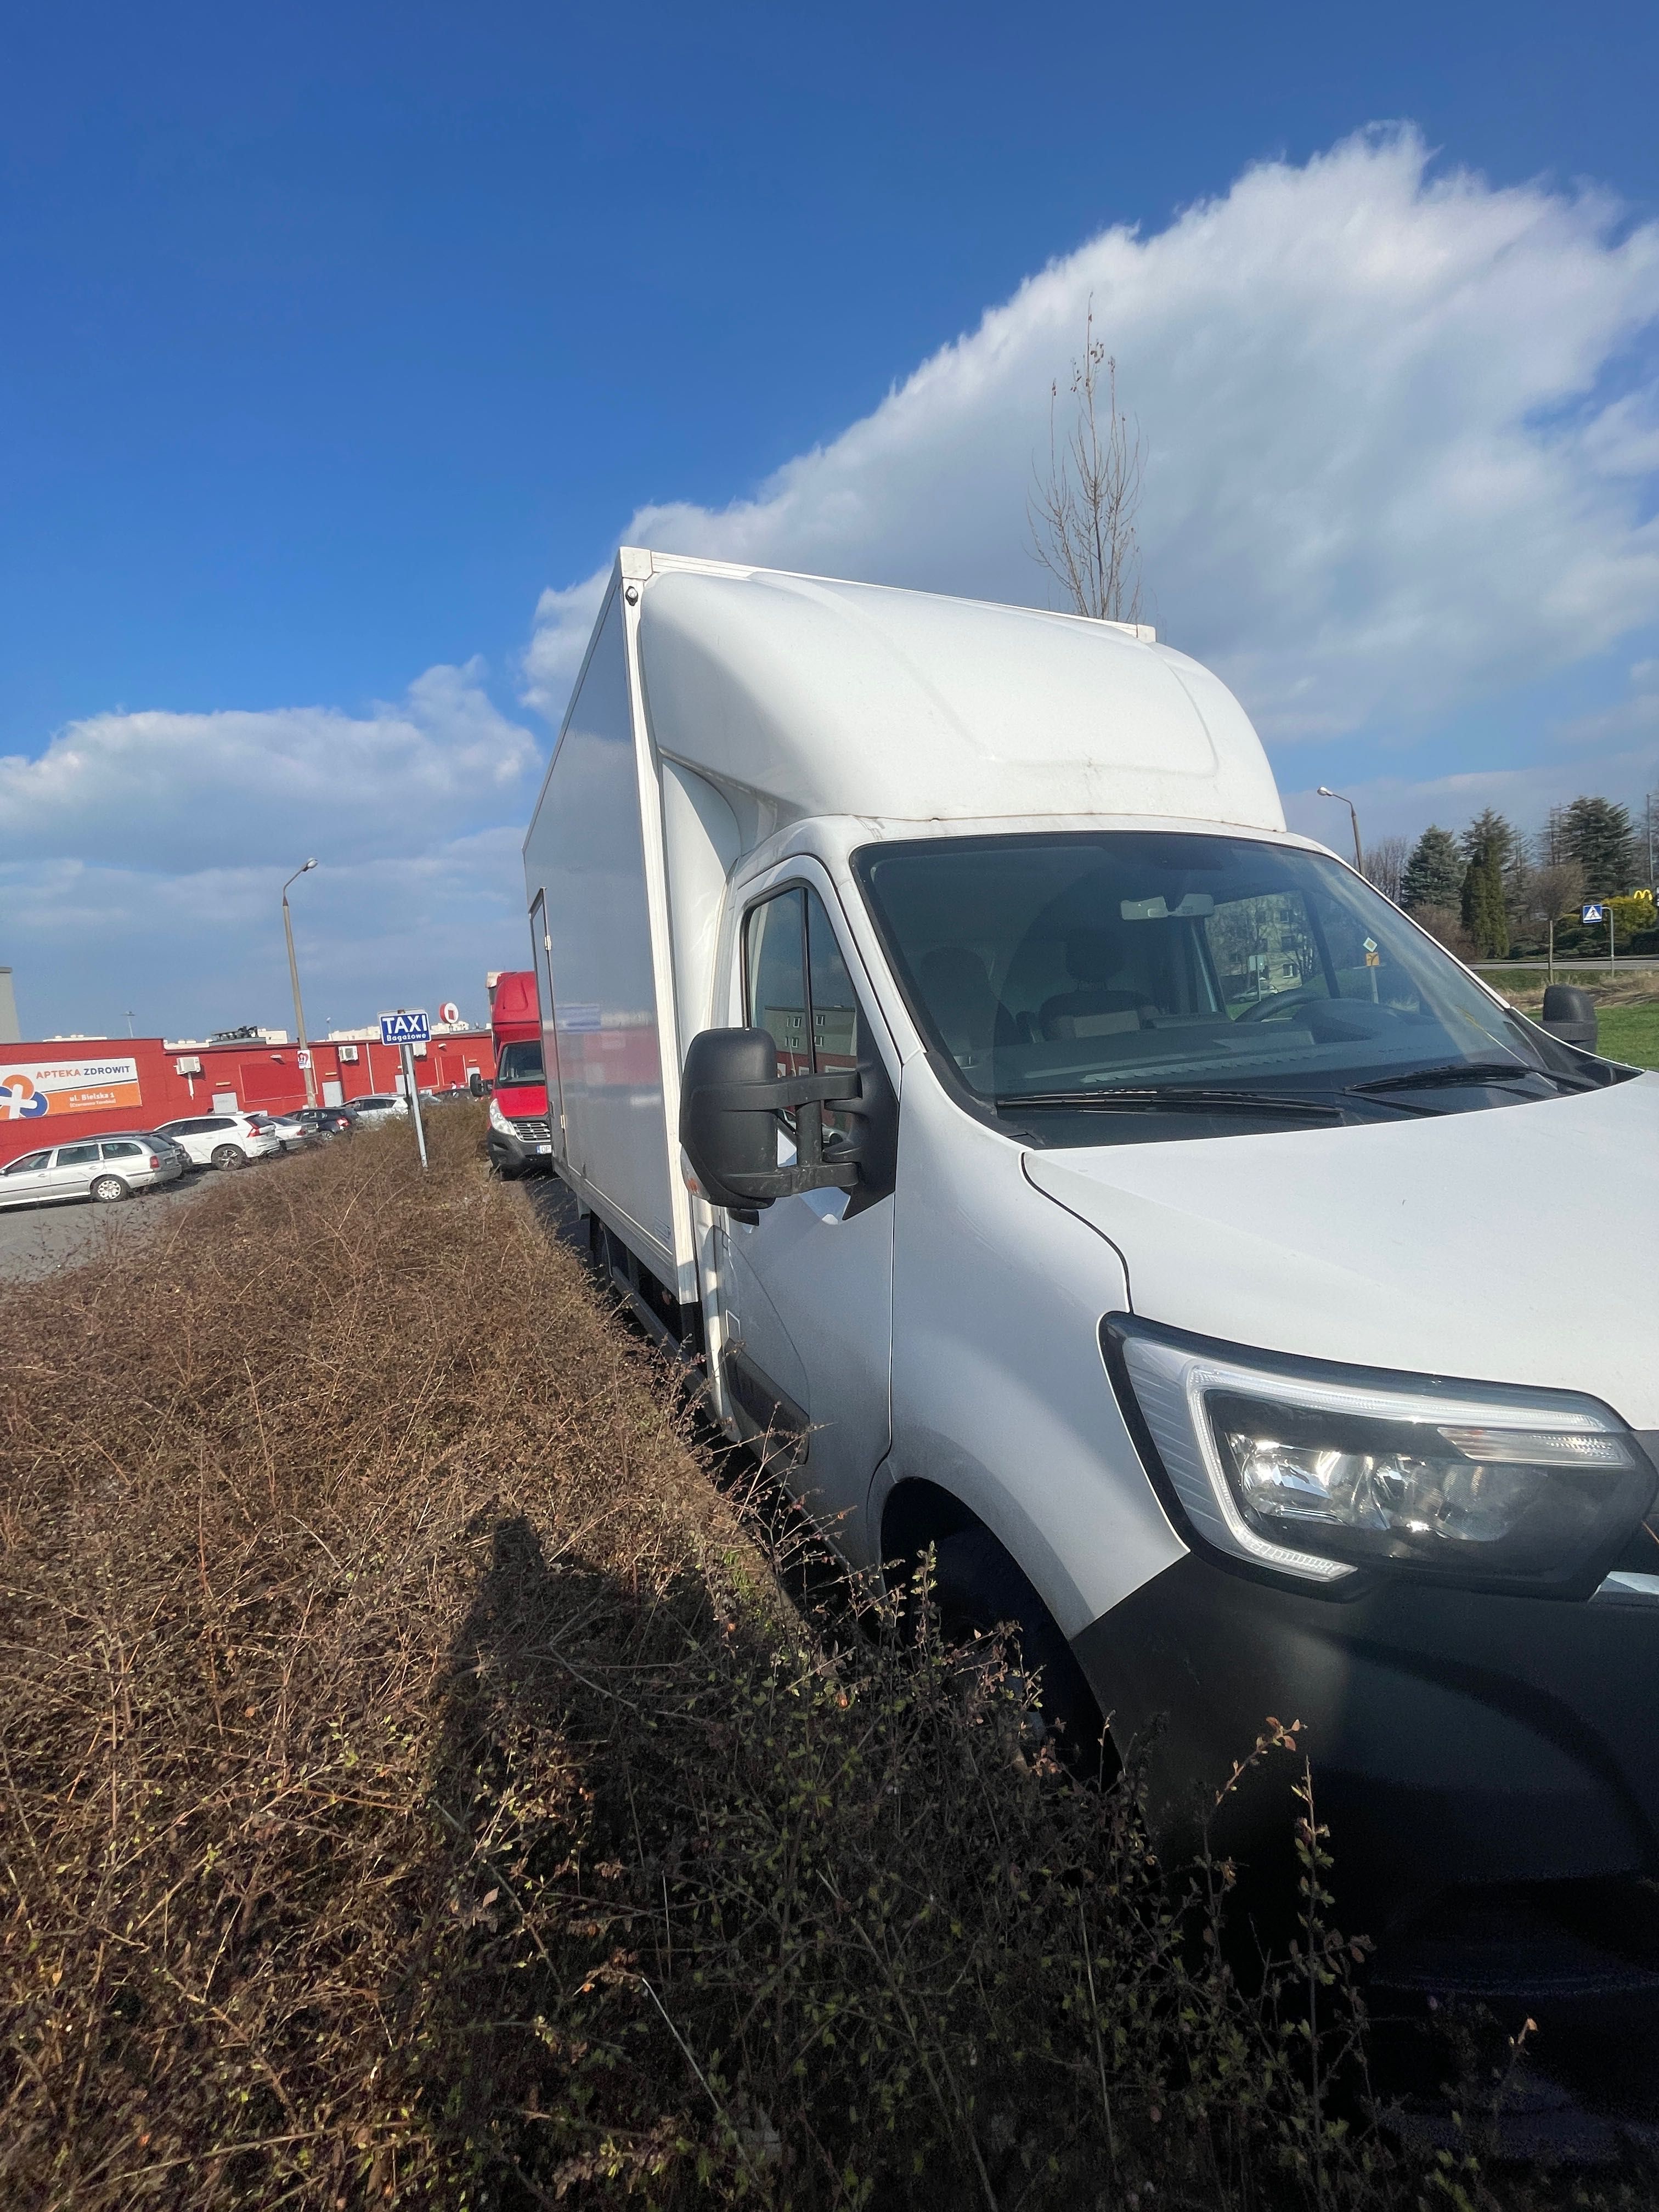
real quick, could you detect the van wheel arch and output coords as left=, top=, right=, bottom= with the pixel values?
left=881, top=1480, right=1110, bottom=1774
left=880, top=1477, right=978, bottom=1581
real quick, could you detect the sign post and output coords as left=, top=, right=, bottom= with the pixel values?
left=1581, top=902, right=1615, bottom=974
left=379, top=1010, right=431, bottom=1170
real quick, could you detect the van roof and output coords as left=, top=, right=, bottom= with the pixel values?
left=627, top=550, right=1285, bottom=836
left=489, top=970, right=540, bottom=1032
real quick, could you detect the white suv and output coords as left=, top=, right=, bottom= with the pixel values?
left=152, top=1111, right=284, bottom=1170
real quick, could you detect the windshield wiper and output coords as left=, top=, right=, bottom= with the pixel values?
left=1346, top=1058, right=1575, bottom=1098
left=995, top=1086, right=1343, bottom=1120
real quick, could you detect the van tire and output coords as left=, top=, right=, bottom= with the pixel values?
left=932, top=1526, right=1108, bottom=1773
left=90, top=1175, right=129, bottom=1203
left=210, top=1144, right=247, bottom=1170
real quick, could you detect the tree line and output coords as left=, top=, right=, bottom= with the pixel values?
left=1362, top=796, right=1657, bottom=960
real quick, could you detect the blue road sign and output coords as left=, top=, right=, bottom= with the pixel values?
left=380, top=1008, right=431, bottom=1046
left=1581, top=902, right=1606, bottom=925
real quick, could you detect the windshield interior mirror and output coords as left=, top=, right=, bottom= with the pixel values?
left=1120, top=892, right=1214, bottom=921
left=680, top=1027, right=861, bottom=1211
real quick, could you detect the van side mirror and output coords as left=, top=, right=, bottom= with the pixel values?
left=469, top=1071, right=484, bottom=1098
left=680, top=1028, right=861, bottom=1212
left=1539, top=985, right=1597, bottom=1049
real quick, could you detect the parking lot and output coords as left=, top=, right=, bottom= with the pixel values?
left=0, top=1160, right=219, bottom=1280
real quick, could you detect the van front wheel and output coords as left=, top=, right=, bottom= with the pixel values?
left=931, top=1526, right=1110, bottom=1775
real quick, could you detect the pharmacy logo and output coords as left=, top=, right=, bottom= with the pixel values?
left=0, top=1075, right=49, bottom=1120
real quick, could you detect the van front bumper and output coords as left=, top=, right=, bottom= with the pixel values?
left=1073, top=1546, right=1659, bottom=1988
left=487, top=1120, right=555, bottom=1178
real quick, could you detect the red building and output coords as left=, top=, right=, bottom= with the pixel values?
left=0, top=1031, right=494, bottom=1167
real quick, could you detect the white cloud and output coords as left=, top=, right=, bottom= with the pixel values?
left=526, top=127, right=1659, bottom=752
left=0, top=664, right=543, bottom=1037
left=1553, top=656, right=1659, bottom=748
left=0, top=659, right=540, bottom=872
left=0, top=826, right=529, bottom=1040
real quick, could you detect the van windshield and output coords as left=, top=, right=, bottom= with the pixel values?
left=853, top=831, right=1626, bottom=1142
left=495, top=1040, right=545, bottom=1086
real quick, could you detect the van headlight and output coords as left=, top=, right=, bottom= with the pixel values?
left=1102, top=1315, right=1654, bottom=1593
left=488, top=1096, right=511, bottom=1135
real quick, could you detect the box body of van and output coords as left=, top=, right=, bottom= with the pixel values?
left=523, top=547, right=1659, bottom=2005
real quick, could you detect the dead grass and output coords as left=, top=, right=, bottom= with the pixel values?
left=1493, top=969, right=1659, bottom=1014
left=0, top=1113, right=1461, bottom=2208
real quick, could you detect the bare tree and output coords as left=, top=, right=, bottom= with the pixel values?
left=1361, top=834, right=1410, bottom=906
left=1527, top=857, right=1584, bottom=926
left=1029, top=300, right=1144, bottom=624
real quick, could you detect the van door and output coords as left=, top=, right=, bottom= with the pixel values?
left=529, top=889, right=565, bottom=1148
left=716, top=879, right=896, bottom=1564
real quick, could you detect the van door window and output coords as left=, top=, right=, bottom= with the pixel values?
left=805, top=889, right=865, bottom=1141
left=744, top=889, right=810, bottom=1084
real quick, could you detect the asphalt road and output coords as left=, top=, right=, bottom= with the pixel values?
left=0, top=1166, right=219, bottom=1283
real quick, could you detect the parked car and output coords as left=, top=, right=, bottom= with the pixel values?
left=0, top=1135, right=182, bottom=1208
left=152, top=1111, right=285, bottom=1170
left=349, top=1094, right=408, bottom=1124
left=256, top=1111, right=313, bottom=1150
left=136, top=1129, right=193, bottom=1172
left=291, top=1105, right=357, bottom=1136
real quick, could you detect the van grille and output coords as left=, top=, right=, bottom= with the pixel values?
left=510, top=1115, right=552, bottom=1142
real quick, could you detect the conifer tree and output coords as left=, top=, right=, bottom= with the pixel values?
left=1460, top=853, right=1509, bottom=957
left=1401, top=825, right=1461, bottom=911
left=1460, top=808, right=1517, bottom=876
left=1561, top=797, right=1638, bottom=897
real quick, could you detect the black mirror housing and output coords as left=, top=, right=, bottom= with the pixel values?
left=469, top=1072, right=484, bottom=1098
left=680, top=1027, right=861, bottom=1211
left=1540, top=985, right=1597, bottom=1049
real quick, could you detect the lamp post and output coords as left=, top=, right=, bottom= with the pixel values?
left=1316, top=786, right=1364, bottom=873
left=282, top=860, right=319, bottom=1108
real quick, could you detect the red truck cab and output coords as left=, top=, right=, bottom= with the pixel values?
left=484, top=969, right=554, bottom=1178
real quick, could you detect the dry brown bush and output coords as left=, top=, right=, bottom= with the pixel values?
left=1, top=1114, right=1418, bottom=2209
left=1407, top=904, right=1477, bottom=962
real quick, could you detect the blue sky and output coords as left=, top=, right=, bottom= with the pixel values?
left=3, top=1, right=1657, bottom=1037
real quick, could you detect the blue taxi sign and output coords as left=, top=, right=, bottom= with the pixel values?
left=380, top=1008, right=431, bottom=1046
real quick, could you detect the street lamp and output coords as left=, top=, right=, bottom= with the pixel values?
left=1316, top=786, right=1364, bottom=873
left=282, top=860, right=319, bottom=1108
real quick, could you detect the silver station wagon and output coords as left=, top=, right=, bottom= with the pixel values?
left=0, top=1135, right=184, bottom=1209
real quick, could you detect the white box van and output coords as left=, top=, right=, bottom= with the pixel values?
left=523, top=547, right=1658, bottom=2002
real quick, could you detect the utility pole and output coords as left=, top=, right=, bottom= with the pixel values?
left=1317, top=786, right=1364, bottom=873
left=283, top=860, right=320, bottom=1108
